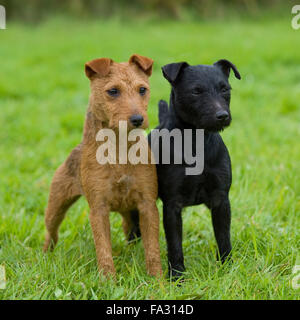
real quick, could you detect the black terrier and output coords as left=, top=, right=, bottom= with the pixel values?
left=131, top=59, right=241, bottom=279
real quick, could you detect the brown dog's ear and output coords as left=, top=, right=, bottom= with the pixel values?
left=162, top=62, right=189, bottom=84
left=85, top=58, right=113, bottom=79
left=214, top=59, right=241, bottom=80
left=129, top=54, right=154, bottom=76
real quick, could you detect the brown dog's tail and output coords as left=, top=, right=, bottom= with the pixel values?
left=158, top=100, right=169, bottom=124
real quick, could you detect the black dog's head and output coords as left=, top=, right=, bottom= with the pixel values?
left=162, top=59, right=241, bottom=131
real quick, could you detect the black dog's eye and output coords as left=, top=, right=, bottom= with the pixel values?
left=139, top=87, right=147, bottom=96
left=221, top=87, right=229, bottom=93
left=192, top=87, right=204, bottom=95
left=220, top=85, right=231, bottom=94
left=107, top=88, right=120, bottom=97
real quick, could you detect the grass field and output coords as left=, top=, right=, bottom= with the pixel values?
left=0, top=15, right=299, bottom=300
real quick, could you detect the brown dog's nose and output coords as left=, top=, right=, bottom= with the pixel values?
left=130, top=114, right=144, bottom=127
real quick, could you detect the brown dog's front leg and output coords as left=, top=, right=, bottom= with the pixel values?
left=138, top=202, right=162, bottom=277
left=89, top=207, right=115, bottom=277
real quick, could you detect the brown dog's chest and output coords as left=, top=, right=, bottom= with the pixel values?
left=115, top=174, right=132, bottom=193
left=109, top=169, right=141, bottom=211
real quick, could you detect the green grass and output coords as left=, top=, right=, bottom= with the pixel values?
left=0, top=16, right=299, bottom=300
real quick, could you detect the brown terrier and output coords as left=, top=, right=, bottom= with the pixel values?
left=43, top=54, right=162, bottom=277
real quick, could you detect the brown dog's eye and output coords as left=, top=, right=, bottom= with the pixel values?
left=107, top=88, right=120, bottom=97
left=139, top=87, right=147, bottom=96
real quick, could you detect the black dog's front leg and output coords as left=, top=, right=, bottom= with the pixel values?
left=211, top=198, right=232, bottom=263
left=163, top=202, right=185, bottom=279
left=128, top=210, right=141, bottom=242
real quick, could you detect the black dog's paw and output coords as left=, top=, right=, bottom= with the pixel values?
left=217, top=249, right=232, bottom=264
left=168, top=267, right=185, bottom=283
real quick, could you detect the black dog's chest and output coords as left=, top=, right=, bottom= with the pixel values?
left=157, top=164, right=210, bottom=206
left=157, top=156, right=231, bottom=209
left=180, top=174, right=207, bottom=206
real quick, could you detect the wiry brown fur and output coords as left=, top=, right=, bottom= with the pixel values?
left=43, top=54, right=162, bottom=278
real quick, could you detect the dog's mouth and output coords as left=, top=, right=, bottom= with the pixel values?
left=108, top=119, right=148, bottom=130
left=127, top=122, right=148, bottom=131
left=193, top=111, right=231, bottom=132
left=203, top=119, right=231, bottom=132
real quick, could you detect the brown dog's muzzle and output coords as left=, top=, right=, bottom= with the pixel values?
left=130, top=114, right=144, bottom=127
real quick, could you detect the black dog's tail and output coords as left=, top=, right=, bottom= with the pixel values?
left=158, top=99, right=169, bottom=124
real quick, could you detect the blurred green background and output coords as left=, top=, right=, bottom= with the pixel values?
left=1, top=0, right=294, bottom=20
left=0, top=1, right=299, bottom=300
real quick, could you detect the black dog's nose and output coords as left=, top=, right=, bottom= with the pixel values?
left=130, top=114, right=144, bottom=127
left=216, top=110, right=229, bottom=121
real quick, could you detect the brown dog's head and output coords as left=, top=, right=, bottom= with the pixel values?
left=85, top=54, right=153, bottom=130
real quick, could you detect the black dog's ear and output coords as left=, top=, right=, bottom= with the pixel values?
left=162, top=62, right=189, bottom=84
left=214, top=59, right=241, bottom=80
